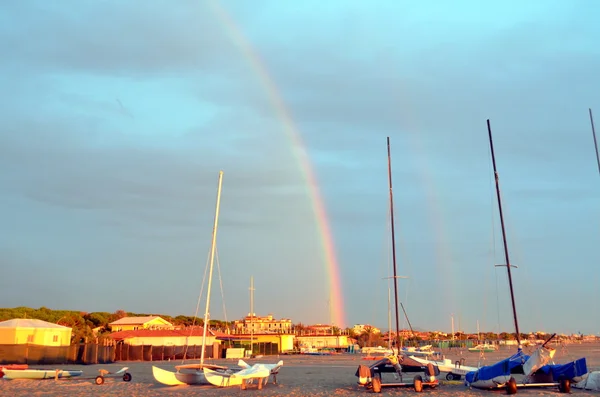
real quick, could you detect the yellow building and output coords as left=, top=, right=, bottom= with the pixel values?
left=233, top=313, right=292, bottom=333
left=108, top=316, right=173, bottom=332
left=249, top=333, right=295, bottom=352
left=0, top=319, right=72, bottom=346
left=296, top=334, right=351, bottom=350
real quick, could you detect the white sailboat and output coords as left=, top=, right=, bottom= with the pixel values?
left=152, top=171, right=232, bottom=386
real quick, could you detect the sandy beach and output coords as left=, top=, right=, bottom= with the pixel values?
left=2, top=343, right=599, bottom=396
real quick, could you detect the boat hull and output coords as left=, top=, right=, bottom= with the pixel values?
left=204, top=368, right=244, bottom=387
left=409, top=356, right=478, bottom=377
left=204, top=361, right=283, bottom=388
left=152, top=366, right=186, bottom=386
left=468, top=375, right=512, bottom=389
left=175, top=371, right=206, bottom=385
left=2, top=369, right=83, bottom=380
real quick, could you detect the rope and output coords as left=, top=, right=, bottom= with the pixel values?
left=181, top=245, right=211, bottom=363
left=215, top=246, right=229, bottom=330
left=489, top=140, right=502, bottom=338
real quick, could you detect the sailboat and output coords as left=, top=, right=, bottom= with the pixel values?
left=355, top=137, right=439, bottom=393
left=570, top=109, right=600, bottom=392
left=152, top=171, right=233, bottom=386
left=464, top=120, right=588, bottom=393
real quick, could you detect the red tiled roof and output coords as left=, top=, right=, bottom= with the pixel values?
left=109, top=328, right=217, bottom=340
left=109, top=316, right=171, bottom=326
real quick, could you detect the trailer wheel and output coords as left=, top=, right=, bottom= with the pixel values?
left=95, top=376, right=105, bottom=385
left=446, top=373, right=454, bottom=381
left=122, top=372, right=132, bottom=382
left=372, top=373, right=382, bottom=393
left=558, top=378, right=570, bottom=393
left=414, top=375, right=423, bottom=392
left=506, top=377, right=517, bottom=395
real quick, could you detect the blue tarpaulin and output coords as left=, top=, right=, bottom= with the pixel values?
left=537, top=358, right=588, bottom=381
left=465, top=349, right=528, bottom=384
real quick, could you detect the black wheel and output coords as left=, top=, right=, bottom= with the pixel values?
left=372, top=373, right=382, bottom=393
left=123, top=372, right=132, bottom=382
left=95, top=376, right=104, bottom=385
left=506, top=377, right=517, bottom=395
left=446, top=373, right=454, bottom=381
left=558, top=378, right=570, bottom=393
left=414, top=375, right=423, bottom=392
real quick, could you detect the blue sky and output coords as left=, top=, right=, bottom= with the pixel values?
left=1, top=0, right=598, bottom=335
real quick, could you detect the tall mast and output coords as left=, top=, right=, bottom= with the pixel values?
left=201, top=170, right=224, bottom=364
left=387, top=137, right=402, bottom=351
left=486, top=120, right=521, bottom=346
left=590, top=108, right=600, bottom=176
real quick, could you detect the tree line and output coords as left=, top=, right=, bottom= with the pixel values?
left=0, top=306, right=232, bottom=344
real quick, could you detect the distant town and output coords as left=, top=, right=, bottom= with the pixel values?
left=1, top=306, right=598, bottom=356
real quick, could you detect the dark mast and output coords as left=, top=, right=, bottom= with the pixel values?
left=386, top=137, right=402, bottom=350
left=487, top=120, right=521, bottom=346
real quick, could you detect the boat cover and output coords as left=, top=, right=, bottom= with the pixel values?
left=535, top=358, right=588, bottom=381
left=465, top=349, right=529, bottom=384
left=523, top=346, right=555, bottom=375
left=574, top=371, right=600, bottom=391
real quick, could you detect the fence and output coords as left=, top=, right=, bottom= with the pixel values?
left=114, top=343, right=220, bottom=361
left=0, top=343, right=115, bottom=365
left=0, top=341, right=281, bottom=365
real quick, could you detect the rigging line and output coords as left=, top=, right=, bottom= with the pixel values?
left=385, top=198, right=393, bottom=332
left=393, top=206, right=412, bottom=332
left=182, top=245, right=212, bottom=363
left=488, top=134, right=501, bottom=337
left=215, top=245, right=229, bottom=331
left=590, top=108, right=600, bottom=177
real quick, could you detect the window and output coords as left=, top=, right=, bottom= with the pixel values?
left=53, top=335, right=58, bottom=342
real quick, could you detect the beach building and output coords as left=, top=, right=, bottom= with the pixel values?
left=108, top=316, right=173, bottom=332
left=352, top=324, right=382, bottom=334
left=0, top=318, right=72, bottom=346
left=296, top=333, right=351, bottom=351
left=233, top=313, right=292, bottom=333
left=108, top=328, right=219, bottom=346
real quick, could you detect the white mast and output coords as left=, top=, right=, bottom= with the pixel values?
left=200, top=170, right=224, bottom=365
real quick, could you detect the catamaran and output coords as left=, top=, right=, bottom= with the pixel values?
left=152, top=171, right=234, bottom=386
left=464, top=120, right=588, bottom=394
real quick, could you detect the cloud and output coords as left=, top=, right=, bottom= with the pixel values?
left=0, top=0, right=599, bottom=331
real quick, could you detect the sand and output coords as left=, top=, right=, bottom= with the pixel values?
left=1, top=343, right=599, bottom=396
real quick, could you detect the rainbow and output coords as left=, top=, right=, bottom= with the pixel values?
left=207, top=2, right=346, bottom=328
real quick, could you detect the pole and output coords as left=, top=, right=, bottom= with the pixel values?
left=200, top=171, right=224, bottom=364
left=487, top=120, right=521, bottom=346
